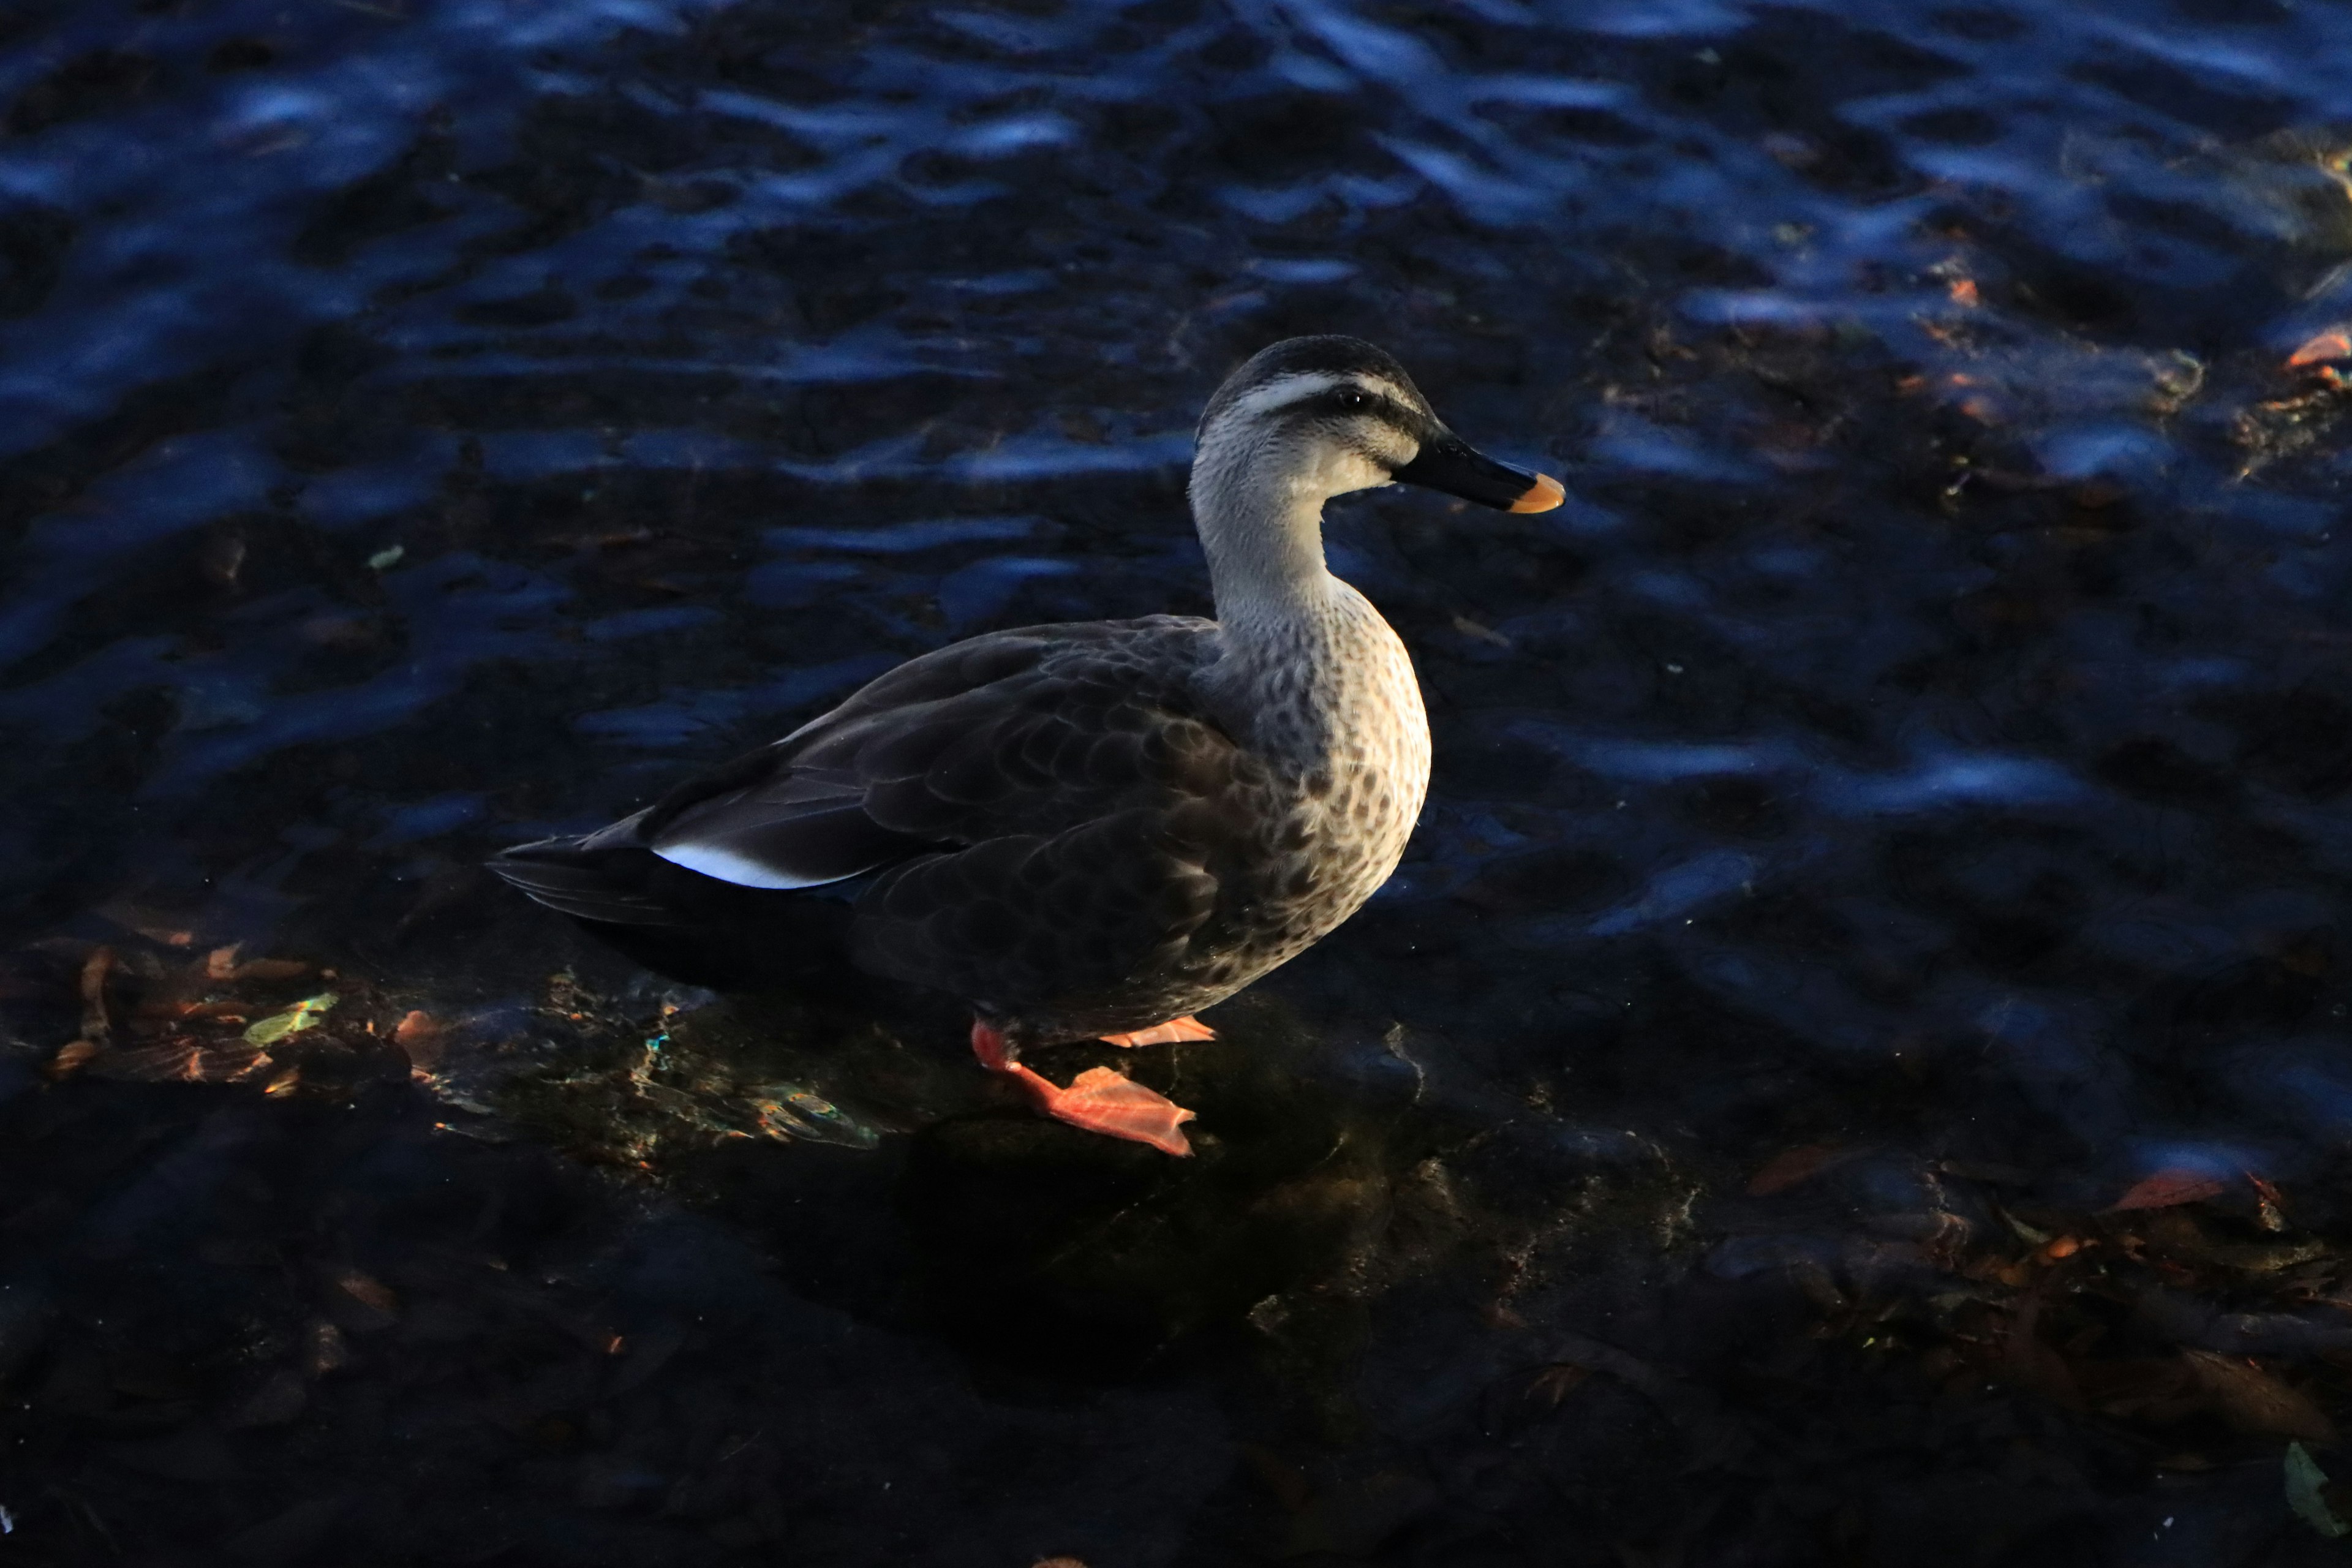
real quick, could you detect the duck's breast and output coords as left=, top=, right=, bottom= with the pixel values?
left=1308, top=586, right=1431, bottom=910
left=1199, top=582, right=1432, bottom=971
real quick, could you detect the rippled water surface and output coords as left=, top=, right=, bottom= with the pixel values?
left=7, top=0, right=2352, bottom=1562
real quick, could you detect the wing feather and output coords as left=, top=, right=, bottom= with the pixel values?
left=603, top=617, right=1240, bottom=1009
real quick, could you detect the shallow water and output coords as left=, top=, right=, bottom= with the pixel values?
left=6, top=0, right=2352, bottom=1562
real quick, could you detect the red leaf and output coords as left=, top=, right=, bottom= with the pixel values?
left=2289, top=329, right=2351, bottom=368
left=2106, top=1169, right=2226, bottom=1212
left=1747, top=1144, right=1841, bottom=1197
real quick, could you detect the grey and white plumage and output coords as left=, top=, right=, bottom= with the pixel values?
left=492, top=335, right=1561, bottom=1057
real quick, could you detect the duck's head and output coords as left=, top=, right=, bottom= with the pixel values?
left=1192, top=334, right=1565, bottom=520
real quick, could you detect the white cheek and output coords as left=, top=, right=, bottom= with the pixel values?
left=1295, top=448, right=1391, bottom=496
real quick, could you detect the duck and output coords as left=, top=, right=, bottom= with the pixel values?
left=489, top=335, right=1562, bottom=1156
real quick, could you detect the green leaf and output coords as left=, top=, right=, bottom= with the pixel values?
left=243, top=992, right=339, bottom=1046
left=2286, top=1442, right=2349, bottom=1539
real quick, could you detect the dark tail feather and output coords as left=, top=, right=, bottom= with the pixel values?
left=488, top=834, right=864, bottom=996
left=489, top=835, right=688, bottom=927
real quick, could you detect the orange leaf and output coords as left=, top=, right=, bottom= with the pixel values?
left=1948, top=277, right=1980, bottom=307
left=45, top=1038, right=101, bottom=1079
left=2288, top=330, right=2351, bottom=368
left=1747, top=1144, right=1841, bottom=1196
left=2106, top=1169, right=2226, bottom=1212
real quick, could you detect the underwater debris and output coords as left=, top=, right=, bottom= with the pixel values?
left=480, top=979, right=892, bottom=1171
left=2286, top=1442, right=2350, bottom=1538
left=746, top=1084, right=881, bottom=1150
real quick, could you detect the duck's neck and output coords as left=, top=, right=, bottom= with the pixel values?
left=1191, top=442, right=1342, bottom=662
left=1192, top=444, right=1409, bottom=768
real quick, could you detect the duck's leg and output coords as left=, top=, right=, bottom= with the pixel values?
left=1098, top=1016, right=1216, bottom=1048
left=970, top=1021, right=1196, bottom=1156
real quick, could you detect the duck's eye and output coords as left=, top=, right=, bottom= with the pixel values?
left=1338, top=389, right=1370, bottom=410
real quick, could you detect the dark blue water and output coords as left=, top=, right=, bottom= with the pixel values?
left=6, top=0, right=2352, bottom=1562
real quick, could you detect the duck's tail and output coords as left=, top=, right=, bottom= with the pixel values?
left=487, top=830, right=862, bottom=995
left=488, top=833, right=687, bottom=927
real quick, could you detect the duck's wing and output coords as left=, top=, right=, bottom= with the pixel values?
left=614, top=615, right=1249, bottom=1002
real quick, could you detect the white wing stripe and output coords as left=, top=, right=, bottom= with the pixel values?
left=654, top=842, right=854, bottom=890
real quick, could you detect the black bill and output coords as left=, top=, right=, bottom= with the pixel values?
left=1390, top=431, right=1564, bottom=513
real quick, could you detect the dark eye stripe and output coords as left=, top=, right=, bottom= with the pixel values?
left=1298, top=386, right=1420, bottom=434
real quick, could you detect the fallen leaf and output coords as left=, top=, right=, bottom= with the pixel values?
left=2288, top=329, right=2351, bottom=368
left=335, top=1272, right=398, bottom=1315
left=97, top=902, right=198, bottom=946
left=2106, top=1169, right=2226, bottom=1212
left=2183, top=1349, right=2335, bottom=1441
left=244, top=992, right=338, bottom=1046
left=45, top=1039, right=101, bottom=1080
left=2250, top=1172, right=2288, bottom=1233
left=1747, top=1144, right=1842, bottom=1196
left=304, top=1322, right=350, bottom=1378
left=394, top=1010, right=446, bottom=1071
left=2287, top=1442, right=2350, bottom=1537
left=163, top=999, right=249, bottom=1022
left=1528, top=1364, right=1591, bottom=1406
left=207, top=946, right=307, bottom=983
left=1948, top=277, right=1980, bottom=306
left=78, top=946, right=114, bottom=1045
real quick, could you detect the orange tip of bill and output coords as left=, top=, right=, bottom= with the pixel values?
left=1509, top=472, right=1566, bottom=513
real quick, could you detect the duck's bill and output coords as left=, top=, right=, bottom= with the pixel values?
left=1390, top=433, right=1565, bottom=513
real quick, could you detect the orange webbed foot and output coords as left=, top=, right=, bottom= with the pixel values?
left=1098, top=1016, right=1216, bottom=1048
left=1032, top=1067, right=1196, bottom=1156
left=969, top=1021, right=1196, bottom=1156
